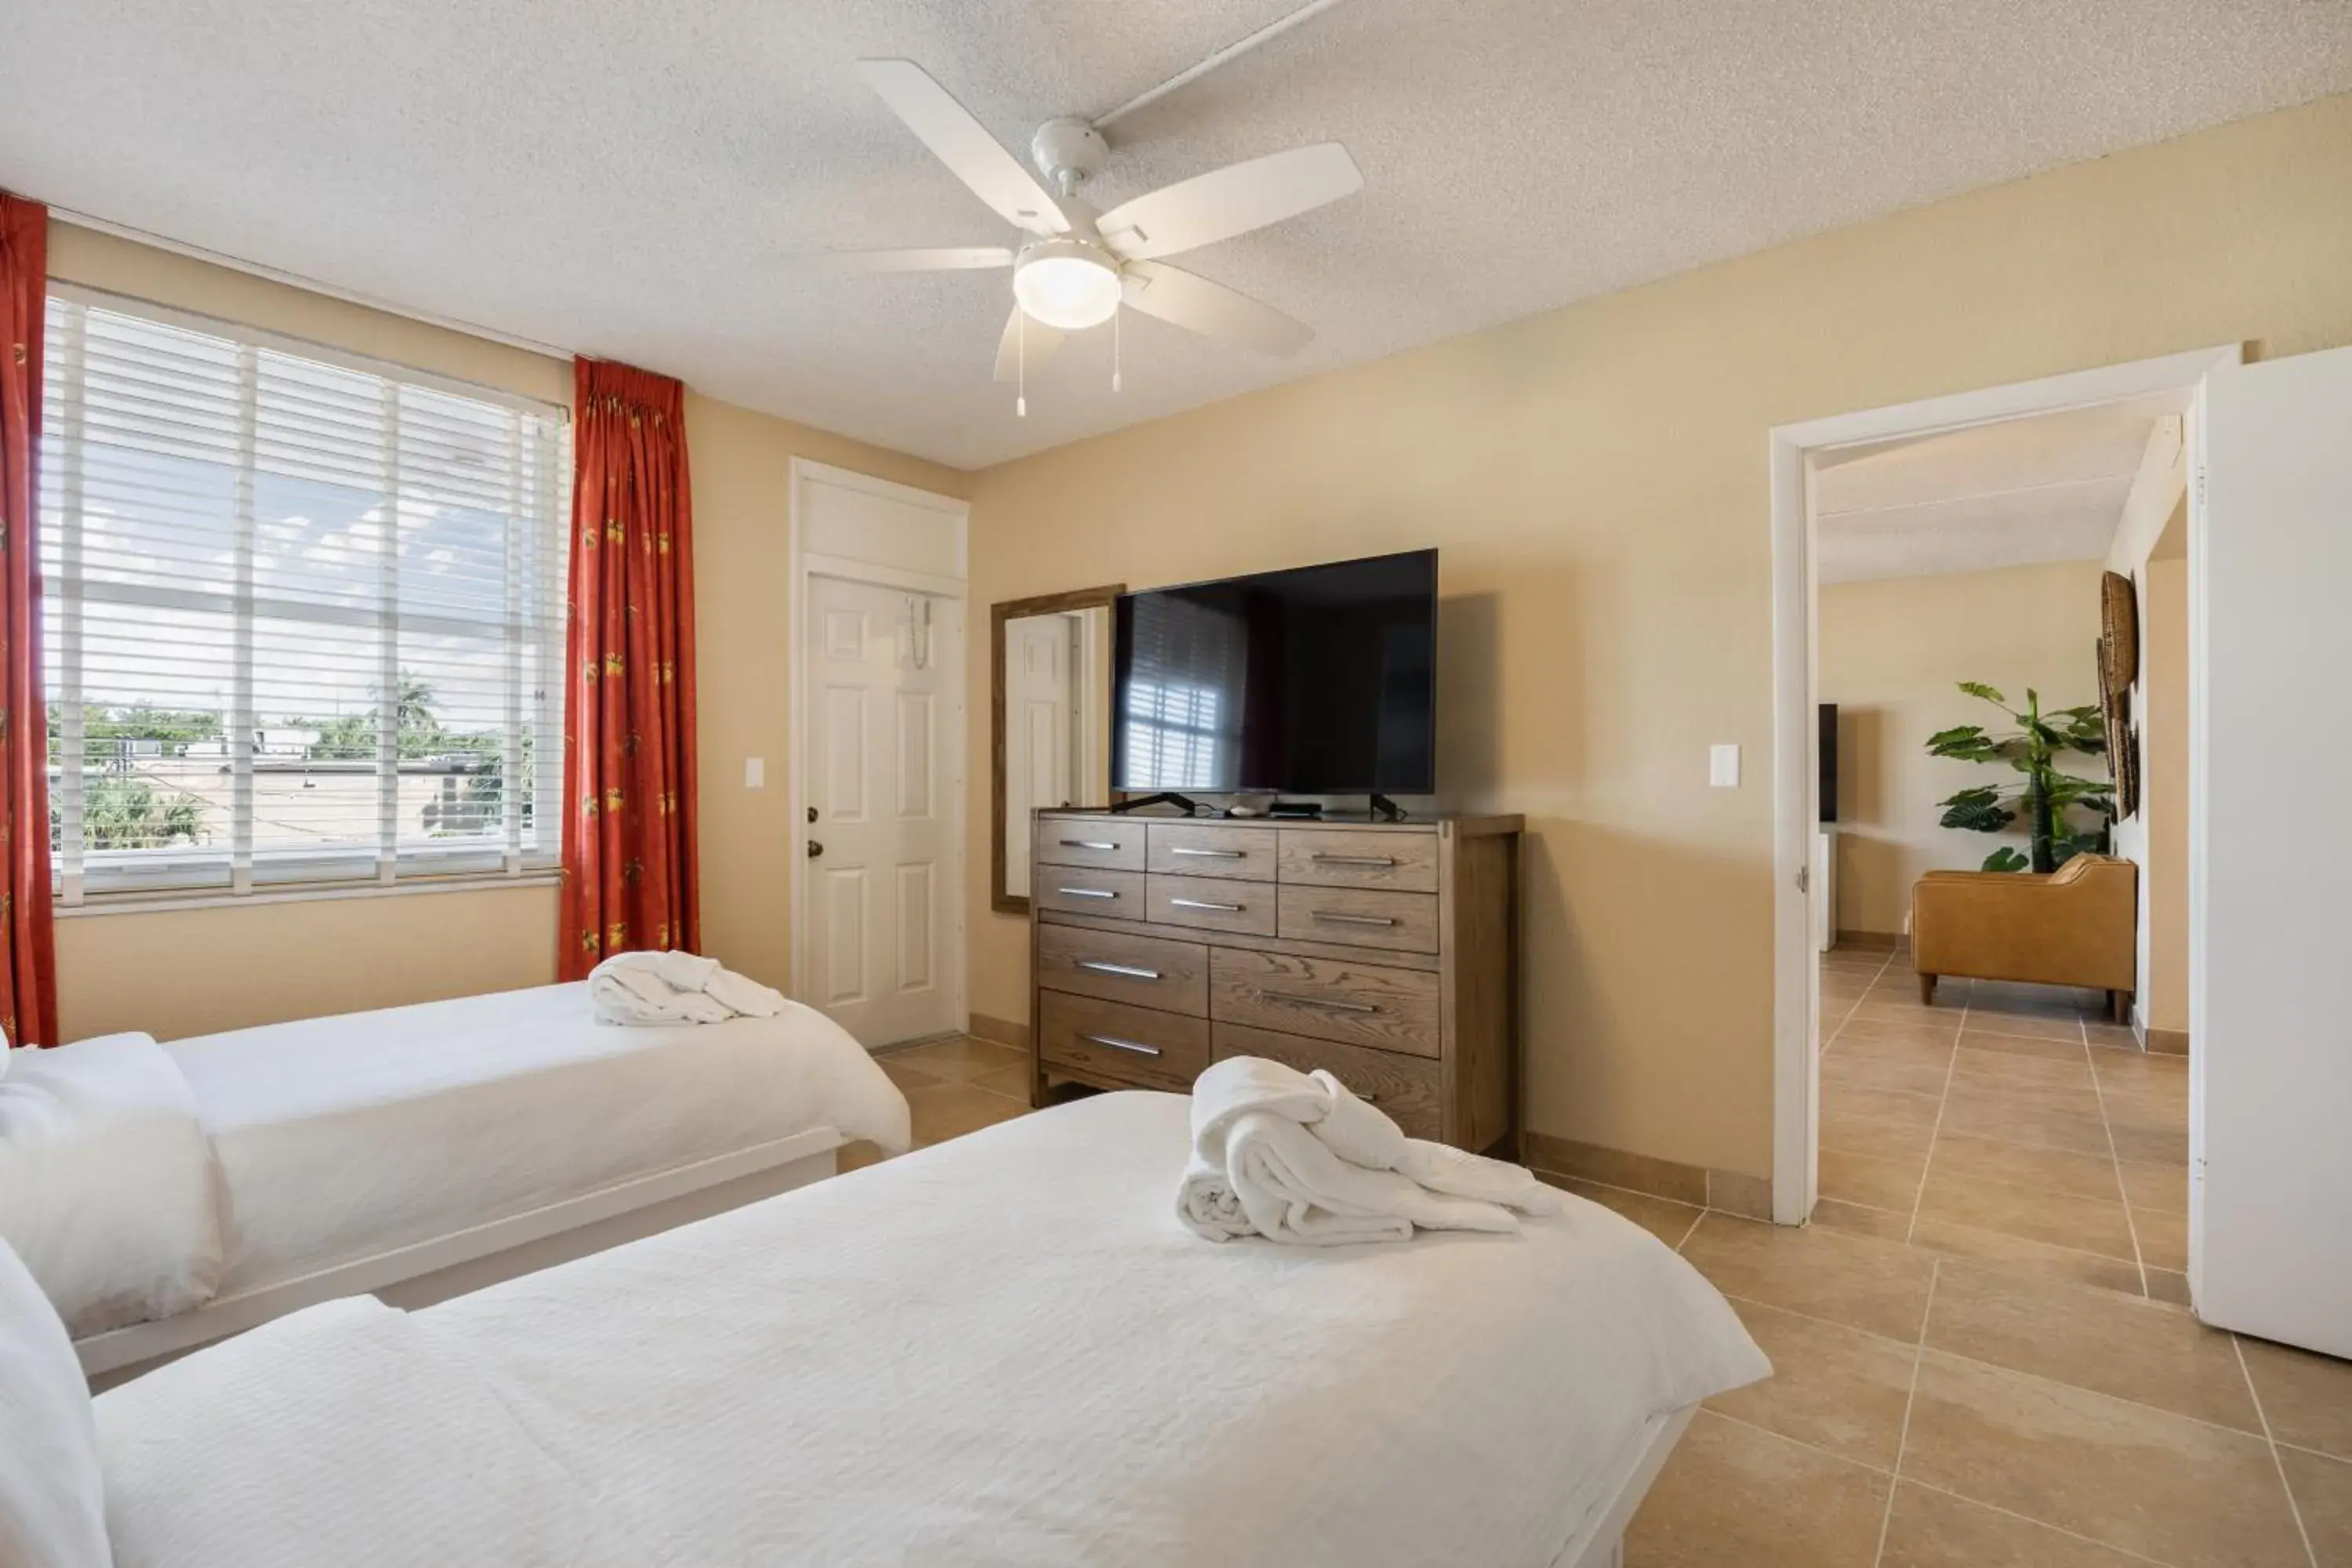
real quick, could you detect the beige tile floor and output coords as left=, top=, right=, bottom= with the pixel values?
left=844, top=1008, right=2352, bottom=1567
left=836, top=1033, right=1038, bottom=1172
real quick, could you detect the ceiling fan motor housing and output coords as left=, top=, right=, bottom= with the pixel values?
left=1031, top=116, right=1109, bottom=193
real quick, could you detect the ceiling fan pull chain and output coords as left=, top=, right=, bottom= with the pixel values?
left=1017, top=309, right=1027, bottom=418
left=1112, top=307, right=1123, bottom=394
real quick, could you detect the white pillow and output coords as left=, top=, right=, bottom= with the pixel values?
left=0, top=1236, right=111, bottom=1568
left=96, top=1297, right=614, bottom=1568
left=0, top=1033, right=223, bottom=1335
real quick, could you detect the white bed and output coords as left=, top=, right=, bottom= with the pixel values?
left=0, top=982, right=909, bottom=1380
left=88, top=1091, right=1769, bottom=1568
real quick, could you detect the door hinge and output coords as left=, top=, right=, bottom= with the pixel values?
left=1796, top=866, right=1810, bottom=894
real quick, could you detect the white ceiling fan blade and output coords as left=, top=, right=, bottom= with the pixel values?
left=1096, top=143, right=1362, bottom=261
left=1120, top=262, right=1312, bottom=357
left=856, top=60, right=1068, bottom=236
left=993, top=307, right=1066, bottom=382
left=786, top=246, right=1014, bottom=274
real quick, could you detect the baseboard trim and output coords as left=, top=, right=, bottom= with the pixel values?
left=967, top=1011, right=1031, bottom=1051
left=1833, top=929, right=1909, bottom=952
left=2143, top=1026, right=2188, bottom=1057
left=1523, top=1131, right=1772, bottom=1220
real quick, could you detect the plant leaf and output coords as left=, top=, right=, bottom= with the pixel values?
left=1981, top=847, right=2030, bottom=873
left=1940, top=799, right=2016, bottom=833
left=1957, top=681, right=2007, bottom=706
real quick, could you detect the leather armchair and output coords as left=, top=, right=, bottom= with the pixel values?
left=1911, top=854, right=2138, bottom=1020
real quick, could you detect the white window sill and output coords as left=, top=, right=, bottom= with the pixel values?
left=55, top=869, right=561, bottom=918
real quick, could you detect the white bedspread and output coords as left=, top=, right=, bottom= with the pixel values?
left=384, top=1091, right=1764, bottom=1568
left=97, top=1298, right=622, bottom=1568
left=166, top=982, right=910, bottom=1297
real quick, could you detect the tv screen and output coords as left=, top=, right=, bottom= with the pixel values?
left=1112, top=549, right=1437, bottom=796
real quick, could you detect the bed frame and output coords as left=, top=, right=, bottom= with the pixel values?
left=1555, top=1405, right=1695, bottom=1568
left=76, top=1126, right=843, bottom=1387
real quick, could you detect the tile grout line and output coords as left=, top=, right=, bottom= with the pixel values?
left=1871, top=1258, right=1938, bottom=1568
left=1699, top=1409, right=2181, bottom=1568
left=1896, top=1476, right=2182, bottom=1568
left=2234, top=1334, right=2321, bottom=1568
left=2081, top=1008, right=2153, bottom=1298
left=1903, top=993, right=1965, bottom=1246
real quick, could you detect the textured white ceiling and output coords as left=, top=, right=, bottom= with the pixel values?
left=3, top=2, right=2347, bottom=470
left=1813, top=397, right=2181, bottom=583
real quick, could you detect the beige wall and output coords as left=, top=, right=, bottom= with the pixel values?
left=46, top=223, right=967, bottom=1040
left=2144, top=535, right=2190, bottom=1033
left=1820, top=562, right=2107, bottom=937
left=961, top=92, right=2352, bottom=1180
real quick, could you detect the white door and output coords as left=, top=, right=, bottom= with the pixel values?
left=804, top=575, right=962, bottom=1047
left=2192, top=344, right=2352, bottom=1356
left=1003, top=614, right=1080, bottom=899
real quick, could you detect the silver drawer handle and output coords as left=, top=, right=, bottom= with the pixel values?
left=1080, top=1033, right=1162, bottom=1058
left=1171, top=898, right=1243, bottom=913
left=1058, top=887, right=1119, bottom=900
left=1060, top=839, right=1120, bottom=851
left=1313, top=853, right=1396, bottom=867
left=1258, top=989, right=1381, bottom=1014
left=1076, top=960, right=1160, bottom=981
left=1171, top=846, right=1246, bottom=858
left=1315, top=911, right=1398, bottom=927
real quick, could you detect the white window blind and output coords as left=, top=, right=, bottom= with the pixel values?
left=38, top=287, right=571, bottom=902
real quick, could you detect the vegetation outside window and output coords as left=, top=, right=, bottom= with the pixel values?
left=38, top=286, right=570, bottom=902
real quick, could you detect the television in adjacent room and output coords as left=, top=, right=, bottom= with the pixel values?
left=1112, top=549, right=1438, bottom=796
left=1820, top=702, right=1839, bottom=824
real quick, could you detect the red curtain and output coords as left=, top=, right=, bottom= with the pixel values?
left=0, top=195, right=56, bottom=1047
left=559, top=359, right=699, bottom=978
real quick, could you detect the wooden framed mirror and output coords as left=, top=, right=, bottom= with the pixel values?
left=992, top=584, right=1124, bottom=915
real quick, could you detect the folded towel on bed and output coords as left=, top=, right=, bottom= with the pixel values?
left=1177, top=1056, right=1559, bottom=1246
left=588, top=952, right=787, bottom=1027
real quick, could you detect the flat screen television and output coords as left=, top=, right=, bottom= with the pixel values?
left=1112, top=549, right=1437, bottom=796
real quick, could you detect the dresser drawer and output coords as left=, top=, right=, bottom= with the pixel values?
left=1039, top=993, right=1210, bottom=1093
left=1209, top=948, right=1440, bottom=1058
left=1034, top=867, right=1145, bottom=919
left=1276, top=828, right=1439, bottom=892
left=1036, top=924, right=1208, bottom=1015
left=1145, top=873, right=1277, bottom=938
left=1212, top=1023, right=1443, bottom=1142
left=1034, top=815, right=1146, bottom=873
left=1276, top=885, right=1439, bottom=954
left=1148, top=822, right=1276, bottom=882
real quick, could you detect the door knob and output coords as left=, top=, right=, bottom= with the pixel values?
left=807, top=840, right=825, bottom=858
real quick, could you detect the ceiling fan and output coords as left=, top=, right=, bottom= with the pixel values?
left=805, top=58, right=1364, bottom=402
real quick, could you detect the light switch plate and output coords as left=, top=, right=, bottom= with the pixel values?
left=745, top=757, right=765, bottom=789
left=1709, top=744, right=1740, bottom=788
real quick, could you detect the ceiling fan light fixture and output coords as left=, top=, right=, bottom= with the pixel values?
left=1012, top=240, right=1123, bottom=331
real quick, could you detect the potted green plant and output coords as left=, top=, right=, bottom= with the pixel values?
left=1926, top=683, right=2114, bottom=873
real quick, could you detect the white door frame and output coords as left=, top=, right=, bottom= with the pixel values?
left=1766, top=344, right=2242, bottom=1225
left=786, top=458, right=971, bottom=1041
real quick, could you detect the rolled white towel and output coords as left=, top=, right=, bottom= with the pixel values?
left=1221, top=1110, right=1526, bottom=1245
left=1308, top=1069, right=1558, bottom=1218
left=588, top=951, right=782, bottom=1027
left=1178, top=1057, right=1556, bottom=1244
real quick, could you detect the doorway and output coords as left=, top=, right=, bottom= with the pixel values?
left=1765, top=345, right=2241, bottom=1232
left=787, top=460, right=969, bottom=1051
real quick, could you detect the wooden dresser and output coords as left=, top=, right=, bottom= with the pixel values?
left=1027, top=811, right=1523, bottom=1155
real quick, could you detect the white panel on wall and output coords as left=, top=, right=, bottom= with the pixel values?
left=800, top=469, right=967, bottom=582
left=2194, top=344, right=2352, bottom=1359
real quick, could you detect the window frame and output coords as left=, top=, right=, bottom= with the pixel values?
left=40, top=282, right=572, bottom=913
